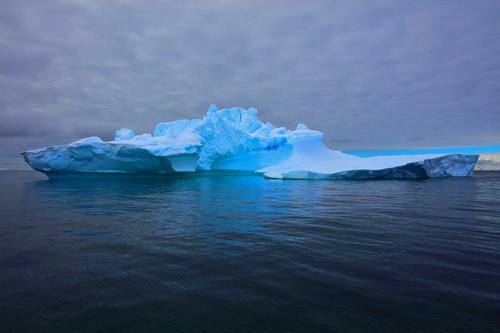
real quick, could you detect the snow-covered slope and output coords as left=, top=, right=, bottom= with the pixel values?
left=22, top=105, right=478, bottom=179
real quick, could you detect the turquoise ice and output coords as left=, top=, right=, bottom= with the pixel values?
left=22, top=105, right=478, bottom=179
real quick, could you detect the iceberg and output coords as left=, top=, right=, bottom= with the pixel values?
left=22, top=105, right=478, bottom=179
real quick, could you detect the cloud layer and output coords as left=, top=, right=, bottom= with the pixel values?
left=1, top=0, right=499, bottom=156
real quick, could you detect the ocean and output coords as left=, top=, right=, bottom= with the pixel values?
left=0, top=171, right=499, bottom=332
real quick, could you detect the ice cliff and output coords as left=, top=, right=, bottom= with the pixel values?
left=22, top=105, right=478, bottom=179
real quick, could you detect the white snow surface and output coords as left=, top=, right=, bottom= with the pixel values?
left=22, top=105, right=478, bottom=179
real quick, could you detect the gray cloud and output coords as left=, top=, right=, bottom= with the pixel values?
left=0, top=111, right=60, bottom=138
left=0, top=0, right=499, bottom=160
left=476, top=153, right=500, bottom=171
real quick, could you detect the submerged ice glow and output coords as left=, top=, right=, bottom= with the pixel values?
left=22, top=105, right=478, bottom=179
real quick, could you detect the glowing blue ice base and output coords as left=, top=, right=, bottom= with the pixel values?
left=22, top=105, right=478, bottom=180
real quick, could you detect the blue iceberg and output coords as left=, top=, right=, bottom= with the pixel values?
left=22, top=105, right=478, bottom=179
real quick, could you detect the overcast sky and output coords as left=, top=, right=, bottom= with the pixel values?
left=1, top=0, right=499, bottom=161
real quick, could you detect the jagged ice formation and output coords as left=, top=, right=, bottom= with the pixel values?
left=22, top=105, right=478, bottom=179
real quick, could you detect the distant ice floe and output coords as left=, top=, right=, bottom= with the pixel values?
left=22, top=105, right=478, bottom=179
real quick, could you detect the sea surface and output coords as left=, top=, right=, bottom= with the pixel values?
left=0, top=170, right=499, bottom=332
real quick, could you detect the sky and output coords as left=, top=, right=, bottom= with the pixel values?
left=1, top=0, right=499, bottom=167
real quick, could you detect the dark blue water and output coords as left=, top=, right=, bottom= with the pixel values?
left=0, top=171, right=499, bottom=332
